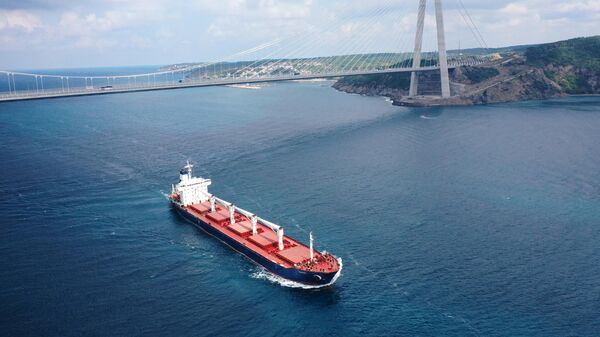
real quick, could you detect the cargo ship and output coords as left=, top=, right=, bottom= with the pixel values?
left=169, top=162, right=342, bottom=286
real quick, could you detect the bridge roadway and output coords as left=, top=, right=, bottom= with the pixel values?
left=0, top=65, right=460, bottom=102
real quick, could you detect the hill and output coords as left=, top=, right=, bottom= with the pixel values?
left=333, top=36, right=600, bottom=106
left=526, top=36, right=600, bottom=70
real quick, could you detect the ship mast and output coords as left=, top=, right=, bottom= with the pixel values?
left=310, top=232, right=314, bottom=261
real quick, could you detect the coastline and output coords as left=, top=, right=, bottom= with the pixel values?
left=332, top=65, right=598, bottom=107
left=332, top=37, right=600, bottom=107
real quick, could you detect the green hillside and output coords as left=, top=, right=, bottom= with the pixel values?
left=526, top=36, right=600, bottom=70
left=336, top=73, right=412, bottom=90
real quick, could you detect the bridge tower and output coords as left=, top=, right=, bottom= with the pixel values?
left=409, top=0, right=451, bottom=98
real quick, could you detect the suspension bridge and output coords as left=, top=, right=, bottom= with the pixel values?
left=0, top=0, right=490, bottom=103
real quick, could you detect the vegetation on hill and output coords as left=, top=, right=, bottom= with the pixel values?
left=336, top=73, right=411, bottom=90
left=462, top=67, right=500, bottom=83
left=526, top=36, right=600, bottom=70
left=334, top=36, right=600, bottom=103
left=525, top=36, right=600, bottom=94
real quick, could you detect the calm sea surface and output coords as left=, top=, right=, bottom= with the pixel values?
left=1, top=78, right=599, bottom=336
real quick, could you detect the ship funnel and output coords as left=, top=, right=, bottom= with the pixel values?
left=309, top=232, right=314, bottom=261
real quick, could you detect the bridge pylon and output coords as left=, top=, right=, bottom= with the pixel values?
left=409, top=0, right=451, bottom=98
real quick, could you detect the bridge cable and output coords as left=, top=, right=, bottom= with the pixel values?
left=344, top=3, right=398, bottom=72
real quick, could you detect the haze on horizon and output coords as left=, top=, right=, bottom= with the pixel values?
left=1, top=0, right=599, bottom=70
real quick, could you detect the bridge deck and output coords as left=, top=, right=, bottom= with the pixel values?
left=0, top=65, right=462, bottom=103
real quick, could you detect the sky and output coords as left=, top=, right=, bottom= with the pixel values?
left=0, top=0, right=599, bottom=70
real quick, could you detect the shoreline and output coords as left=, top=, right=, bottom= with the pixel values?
left=333, top=78, right=600, bottom=108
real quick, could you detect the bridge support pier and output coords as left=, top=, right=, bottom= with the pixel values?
left=409, top=0, right=451, bottom=98
left=409, top=0, right=426, bottom=97
left=435, top=0, right=451, bottom=98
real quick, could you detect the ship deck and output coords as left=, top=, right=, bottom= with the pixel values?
left=182, top=200, right=339, bottom=273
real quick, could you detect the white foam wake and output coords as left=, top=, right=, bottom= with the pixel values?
left=251, top=257, right=343, bottom=289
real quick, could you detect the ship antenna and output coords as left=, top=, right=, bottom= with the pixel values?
left=185, top=160, right=193, bottom=178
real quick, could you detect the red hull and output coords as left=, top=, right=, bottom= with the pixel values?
left=171, top=196, right=340, bottom=277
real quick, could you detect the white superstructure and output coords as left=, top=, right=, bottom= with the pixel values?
left=173, top=161, right=212, bottom=206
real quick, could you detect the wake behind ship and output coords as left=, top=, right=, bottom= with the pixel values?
left=169, top=162, right=342, bottom=286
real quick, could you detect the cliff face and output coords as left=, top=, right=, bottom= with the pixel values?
left=458, top=58, right=564, bottom=105
left=332, top=36, right=600, bottom=106
left=544, top=64, right=600, bottom=95
left=459, top=62, right=600, bottom=105
left=332, top=73, right=410, bottom=98
left=467, top=69, right=561, bottom=104
left=332, top=79, right=407, bottom=98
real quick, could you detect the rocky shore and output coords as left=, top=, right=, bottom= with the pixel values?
left=332, top=37, right=600, bottom=107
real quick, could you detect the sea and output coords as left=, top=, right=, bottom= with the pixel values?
left=1, top=68, right=599, bottom=336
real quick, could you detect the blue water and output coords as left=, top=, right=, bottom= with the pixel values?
left=1, top=79, right=600, bottom=336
